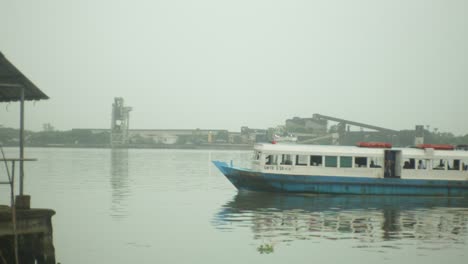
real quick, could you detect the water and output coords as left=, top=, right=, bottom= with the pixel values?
left=1, top=147, right=468, bottom=263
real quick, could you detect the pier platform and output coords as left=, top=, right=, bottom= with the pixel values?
left=0, top=206, right=56, bottom=264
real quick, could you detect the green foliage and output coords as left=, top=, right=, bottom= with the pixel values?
left=2, top=126, right=467, bottom=148
left=28, top=130, right=110, bottom=145
left=257, top=244, right=274, bottom=254
left=1, top=128, right=110, bottom=146
left=0, top=127, right=20, bottom=145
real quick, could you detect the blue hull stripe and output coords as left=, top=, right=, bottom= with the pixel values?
left=212, top=161, right=468, bottom=197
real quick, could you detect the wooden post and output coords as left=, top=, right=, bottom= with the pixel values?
left=19, top=86, right=24, bottom=195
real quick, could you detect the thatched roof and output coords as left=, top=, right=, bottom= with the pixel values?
left=0, top=52, right=49, bottom=102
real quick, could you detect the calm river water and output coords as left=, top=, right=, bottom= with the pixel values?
left=2, top=147, right=468, bottom=263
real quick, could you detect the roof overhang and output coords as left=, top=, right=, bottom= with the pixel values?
left=0, top=52, right=49, bottom=102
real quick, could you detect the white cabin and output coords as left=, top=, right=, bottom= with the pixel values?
left=251, top=144, right=468, bottom=181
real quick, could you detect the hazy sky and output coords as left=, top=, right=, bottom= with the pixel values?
left=1, top=0, right=467, bottom=135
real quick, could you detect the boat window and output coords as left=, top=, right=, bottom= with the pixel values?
left=280, top=154, right=293, bottom=165
left=369, top=157, right=383, bottom=168
left=355, top=157, right=367, bottom=168
left=255, top=151, right=261, bottom=160
left=417, top=159, right=428, bottom=170
left=463, top=160, right=468, bottom=171
left=325, top=156, right=338, bottom=168
left=296, top=155, right=308, bottom=166
left=432, top=159, right=446, bottom=170
left=265, top=155, right=278, bottom=165
left=450, top=160, right=462, bottom=171
left=274, top=155, right=279, bottom=165
left=403, top=158, right=415, bottom=169
left=310, top=155, right=322, bottom=166
left=340, top=156, right=352, bottom=168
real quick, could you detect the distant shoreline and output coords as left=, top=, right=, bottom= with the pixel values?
left=6, top=143, right=254, bottom=151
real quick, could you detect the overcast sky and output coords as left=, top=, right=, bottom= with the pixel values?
left=1, top=0, right=467, bottom=135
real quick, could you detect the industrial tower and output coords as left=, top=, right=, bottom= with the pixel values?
left=111, top=97, right=132, bottom=147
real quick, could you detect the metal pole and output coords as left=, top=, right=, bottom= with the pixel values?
left=19, top=86, right=25, bottom=195
left=11, top=161, right=19, bottom=264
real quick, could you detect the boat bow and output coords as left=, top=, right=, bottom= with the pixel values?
left=212, top=160, right=231, bottom=175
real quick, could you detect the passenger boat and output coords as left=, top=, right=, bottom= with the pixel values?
left=212, top=142, right=468, bottom=196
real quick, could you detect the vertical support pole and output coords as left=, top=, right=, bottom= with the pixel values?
left=11, top=161, right=16, bottom=208
left=11, top=161, right=19, bottom=264
left=19, top=86, right=25, bottom=195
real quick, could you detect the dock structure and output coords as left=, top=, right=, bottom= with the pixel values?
left=0, top=207, right=56, bottom=264
left=1, top=51, right=56, bottom=264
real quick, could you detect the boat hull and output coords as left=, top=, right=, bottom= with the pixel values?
left=213, top=161, right=468, bottom=197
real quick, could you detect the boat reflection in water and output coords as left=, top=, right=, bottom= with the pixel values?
left=213, top=192, right=468, bottom=253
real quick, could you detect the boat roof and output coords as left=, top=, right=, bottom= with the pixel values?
left=254, top=143, right=468, bottom=159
